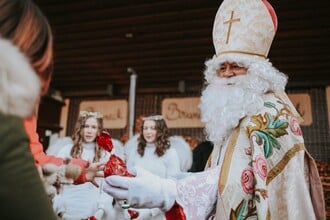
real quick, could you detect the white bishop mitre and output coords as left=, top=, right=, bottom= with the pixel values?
left=212, top=0, right=277, bottom=61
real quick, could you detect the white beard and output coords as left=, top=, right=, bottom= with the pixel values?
left=200, top=74, right=269, bottom=146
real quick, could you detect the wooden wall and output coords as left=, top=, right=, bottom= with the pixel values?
left=62, top=86, right=329, bottom=163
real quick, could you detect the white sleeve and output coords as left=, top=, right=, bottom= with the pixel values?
left=176, top=166, right=219, bottom=220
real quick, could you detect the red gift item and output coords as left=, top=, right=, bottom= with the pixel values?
left=127, top=209, right=139, bottom=219
left=104, top=154, right=135, bottom=177
left=165, top=202, right=186, bottom=220
left=96, top=129, right=113, bottom=152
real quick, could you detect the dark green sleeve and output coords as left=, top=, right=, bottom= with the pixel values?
left=0, top=114, right=57, bottom=220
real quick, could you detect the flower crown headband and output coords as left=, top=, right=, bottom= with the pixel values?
left=143, top=115, right=163, bottom=121
left=79, top=110, right=103, bottom=119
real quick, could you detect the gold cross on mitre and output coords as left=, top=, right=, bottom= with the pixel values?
left=223, top=11, right=240, bottom=44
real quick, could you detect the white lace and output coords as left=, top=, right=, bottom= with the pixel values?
left=176, top=166, right=220, bottom=220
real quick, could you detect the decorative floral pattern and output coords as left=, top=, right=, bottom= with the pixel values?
left=230, top=200, right=247, bottom=220
left=253, top=155, right=267, bottom=180
left=289, top=116, right=303, bottom=136
left=246, top=101, right=289, bottom=158
left=244, top=146, right=252, bottom=155
left=241, top=167, right=255, bottom=194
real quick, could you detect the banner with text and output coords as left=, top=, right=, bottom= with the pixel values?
left=79, top=100, right=128, bottom=129
left=161, top=97, right=204, bottom=128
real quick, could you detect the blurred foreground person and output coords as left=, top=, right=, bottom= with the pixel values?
left=0, top=0, right=57, bottom=219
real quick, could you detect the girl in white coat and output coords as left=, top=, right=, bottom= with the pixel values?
left=125, top=115, right=181, bottom=220
left=54, top=111, right=117, bottom=220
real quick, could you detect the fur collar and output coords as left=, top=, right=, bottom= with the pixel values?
left=0, top=37, right=40, bottom=117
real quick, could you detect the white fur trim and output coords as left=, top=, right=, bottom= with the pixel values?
left=124, top=135, right=193, bottom=172
left=124, top=134, right=139, bottom=161
left=0, top=37, right=40, bottom=117
left=204, top=54, right=287, bottom=92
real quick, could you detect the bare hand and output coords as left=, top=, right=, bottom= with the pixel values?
left=85, top=161, right=105, bottom=187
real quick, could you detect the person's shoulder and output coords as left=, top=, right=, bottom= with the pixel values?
left=169, top=135, right=193, bottom=171
left=253, top=92, right=288, bottom=115
left=261, top=92, right=300, bottom=118
left=0, top=113, right=24, bottom=130
left=0, top=113, right=27, bottom=144
left=260, top=92, right=280, bottom=105
left=241, top=92, right=286, bottom=127
left=166, top=146, right=179, bottom=156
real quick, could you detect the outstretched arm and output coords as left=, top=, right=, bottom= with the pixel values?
left=103, top=166, right=220, bottom=220
left=24, top=116, right=104, bottom=186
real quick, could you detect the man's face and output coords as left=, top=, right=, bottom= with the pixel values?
left=217, top=62, right=247, bottom=78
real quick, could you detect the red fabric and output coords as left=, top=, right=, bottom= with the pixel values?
left=96, top=130, right=113, bottom=152
left=262, top=0, right=278, bottom=31
left=165, top=203, right=186, bottom=220
left=104, top=154, right=134, bottom=177
left=24, top=116, right=63, bottom=166
left=70, top=158, right=88, bottom=184
left=127, top=209, right=139, bottom=219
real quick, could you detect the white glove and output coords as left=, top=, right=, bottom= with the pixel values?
left=103, top=166, right=177, bottom=212
left=94, top=209, right=105, bottom=219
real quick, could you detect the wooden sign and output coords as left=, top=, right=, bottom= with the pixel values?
left=161, top=97, right=204, bottom=128
left=288, top=93, right=312, bottom=126
left=79, top=100, right=128, bottom=129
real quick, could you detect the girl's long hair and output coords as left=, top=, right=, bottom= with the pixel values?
left=70, top=115, right=104, bottom=162
left=137, top=117, right=170, bottom=157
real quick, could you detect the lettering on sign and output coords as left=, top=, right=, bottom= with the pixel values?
left=79, top=100, right=128, bottom=129
left=288, top=93, right=312, bottom=126
left=162, top=97, right=204, bottom=128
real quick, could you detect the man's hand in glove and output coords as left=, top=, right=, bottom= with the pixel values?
left=103, top=166, right=177, bottom=212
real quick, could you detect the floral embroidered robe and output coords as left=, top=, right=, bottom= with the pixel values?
left=175, top=93, right=325, bottom=220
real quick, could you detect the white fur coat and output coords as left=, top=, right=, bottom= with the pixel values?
left=124, top=134, right=192, bottom=172
left=0, top=37, right=40, bottom=117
